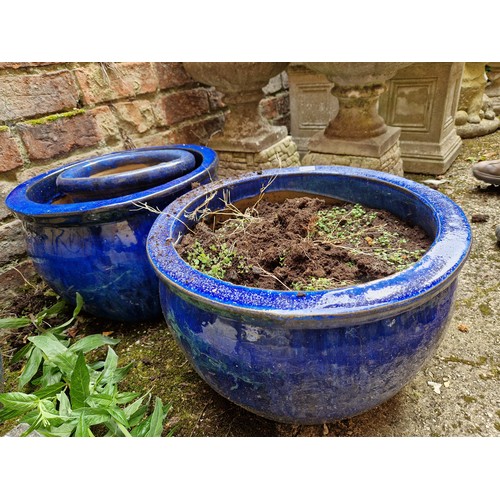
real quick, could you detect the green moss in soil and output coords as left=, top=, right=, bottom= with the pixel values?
left=461, top=395, right=477, bottom=404
left=111, top=325, right=213, bottom=435
left=441, top=355, right=488, bottom=367
left=478, top=303, right=493, bottom=316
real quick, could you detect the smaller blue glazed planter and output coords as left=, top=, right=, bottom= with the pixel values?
left=147, top=165, right=472, bottom=424
left=56, top=149, right=196, bottom=201
left=5, top=145, right=218, bottom=322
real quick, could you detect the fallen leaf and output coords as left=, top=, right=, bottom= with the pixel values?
left=457, top=323, right=469, bottom=333
left=365, top=236, right=374, bottom=246
left=102, top=331, right=114, bottom=337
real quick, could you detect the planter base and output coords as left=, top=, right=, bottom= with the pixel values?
left=456, top=117, right=500, bottom=139
left=217, top=136, right=301, bottom=178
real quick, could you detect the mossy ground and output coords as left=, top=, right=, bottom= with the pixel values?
left=1, top=130, right=500, bottom=437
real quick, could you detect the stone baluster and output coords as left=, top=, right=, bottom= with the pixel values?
left=301, top=63, right=411, bottom=176
left=183, top=63, right=300, bottom=177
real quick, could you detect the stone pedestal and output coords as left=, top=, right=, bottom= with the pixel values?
left=183, top=62, right=300, bottom=176
left=485, top=63, right=500, bottom=114
left=300, top=62, right=410, bottom=176
left=289, top=63, right=466, bottom=175
left=379, top=62, right=464, bottom=175
left=455, top=62, right=499, bottom=139
left=217, top=136, right=300, bottom=178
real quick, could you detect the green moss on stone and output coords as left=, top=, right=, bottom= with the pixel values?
left=442, top=355, right=488, bottom=367
left=462, top=395, right=477, bottom=404
left=0, top=125, right=9, bottom=132
left=23, top=109, right=86, bottom=126
left=479, top=303, right=493, bottom=316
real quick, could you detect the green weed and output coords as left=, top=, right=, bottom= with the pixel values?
left=0, top=294, right=171, bottom=437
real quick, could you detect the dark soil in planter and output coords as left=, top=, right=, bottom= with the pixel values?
left=177, top=196, right=432, bottom=291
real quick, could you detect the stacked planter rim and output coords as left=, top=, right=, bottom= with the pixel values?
left=5, top=144, right=218, bottom=322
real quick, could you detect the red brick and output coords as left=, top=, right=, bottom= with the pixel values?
left=17, top=112, right=101, bottom=161
left=74, top=63, right=159, bottom=105
left=89, top=106, right=122, bottom=145
left=113, top=100, right=156, bottom=134
left=166, top=116, right=224, bottom=144
left=0, top=219, right=26, bottom=266
left=155, top=63, right=193, bottom=89
left=160, top=88, right=210, bottom=126
left=260, top=94, right=290, bottom=122
left=207, top=88, right=226, bottom=112
left=0, top=71, right=79, bottom=121
left=0, top=62, right=56, bottom=70
left=0, top=130, right=24, bottom=172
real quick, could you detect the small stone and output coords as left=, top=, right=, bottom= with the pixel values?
left=471, top=214, right=490, bottom=223
left=4, top=423, right=42, bottom=437
left=458, top=323, right=469, bottom=332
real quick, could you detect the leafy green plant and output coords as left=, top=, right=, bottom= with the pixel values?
left=0, top=293, right=171, bottom=437
left=185, top=240, right=250, bottom=280
left=311, top=204, right=426, bottom=273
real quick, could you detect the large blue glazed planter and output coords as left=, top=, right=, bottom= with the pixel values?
left=147, top=165, right=472, bottom=424
left=5, top=145, right=218, bottom=322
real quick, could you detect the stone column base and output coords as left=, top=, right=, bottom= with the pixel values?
left=302, top=141, right=404, bottom=176
left=217, top=136, right=301, bottom=178
left=456, top=118, right=500, bottom=139
left=401, top=129, right=462, bottom=175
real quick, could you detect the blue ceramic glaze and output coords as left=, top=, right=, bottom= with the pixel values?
left=56, top=149, right=196, bottom=201
left=5, top=145, right=218, bottom=322
left=147, top=165, right=472, bottom=424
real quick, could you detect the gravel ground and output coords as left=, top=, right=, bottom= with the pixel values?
left=1, top=130, right=499, bottom=439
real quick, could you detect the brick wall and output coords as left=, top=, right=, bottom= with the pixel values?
left=0, top=62, right=290, bottom=282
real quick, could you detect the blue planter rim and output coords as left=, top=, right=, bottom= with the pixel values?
left=55, top=148, right=197, bottom=198
left=147, top=165, right=472, bottom=324
left=5, top=144, right=217, bottom=222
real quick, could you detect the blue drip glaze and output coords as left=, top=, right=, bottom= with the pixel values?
left=147, top=165, right=472, bottom=423
left=6, top=144, right=218, bottom=322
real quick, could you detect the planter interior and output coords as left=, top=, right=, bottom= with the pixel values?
left=147, top=165, right=471, bottom=424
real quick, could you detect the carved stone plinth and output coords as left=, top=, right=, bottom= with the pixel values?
left=455, top=63, right=499, bottom=139
left=288, top=64, right=338, bottom=157
left=301, top=62, right=410, bottom=176
left=486, top=63, right=500, bottom=114
left=217, top=136, right=300, bottom=178
left=379, top=62, right=464, bottom=175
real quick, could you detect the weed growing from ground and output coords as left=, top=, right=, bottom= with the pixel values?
left=0, top=294, right=172, bottom=437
